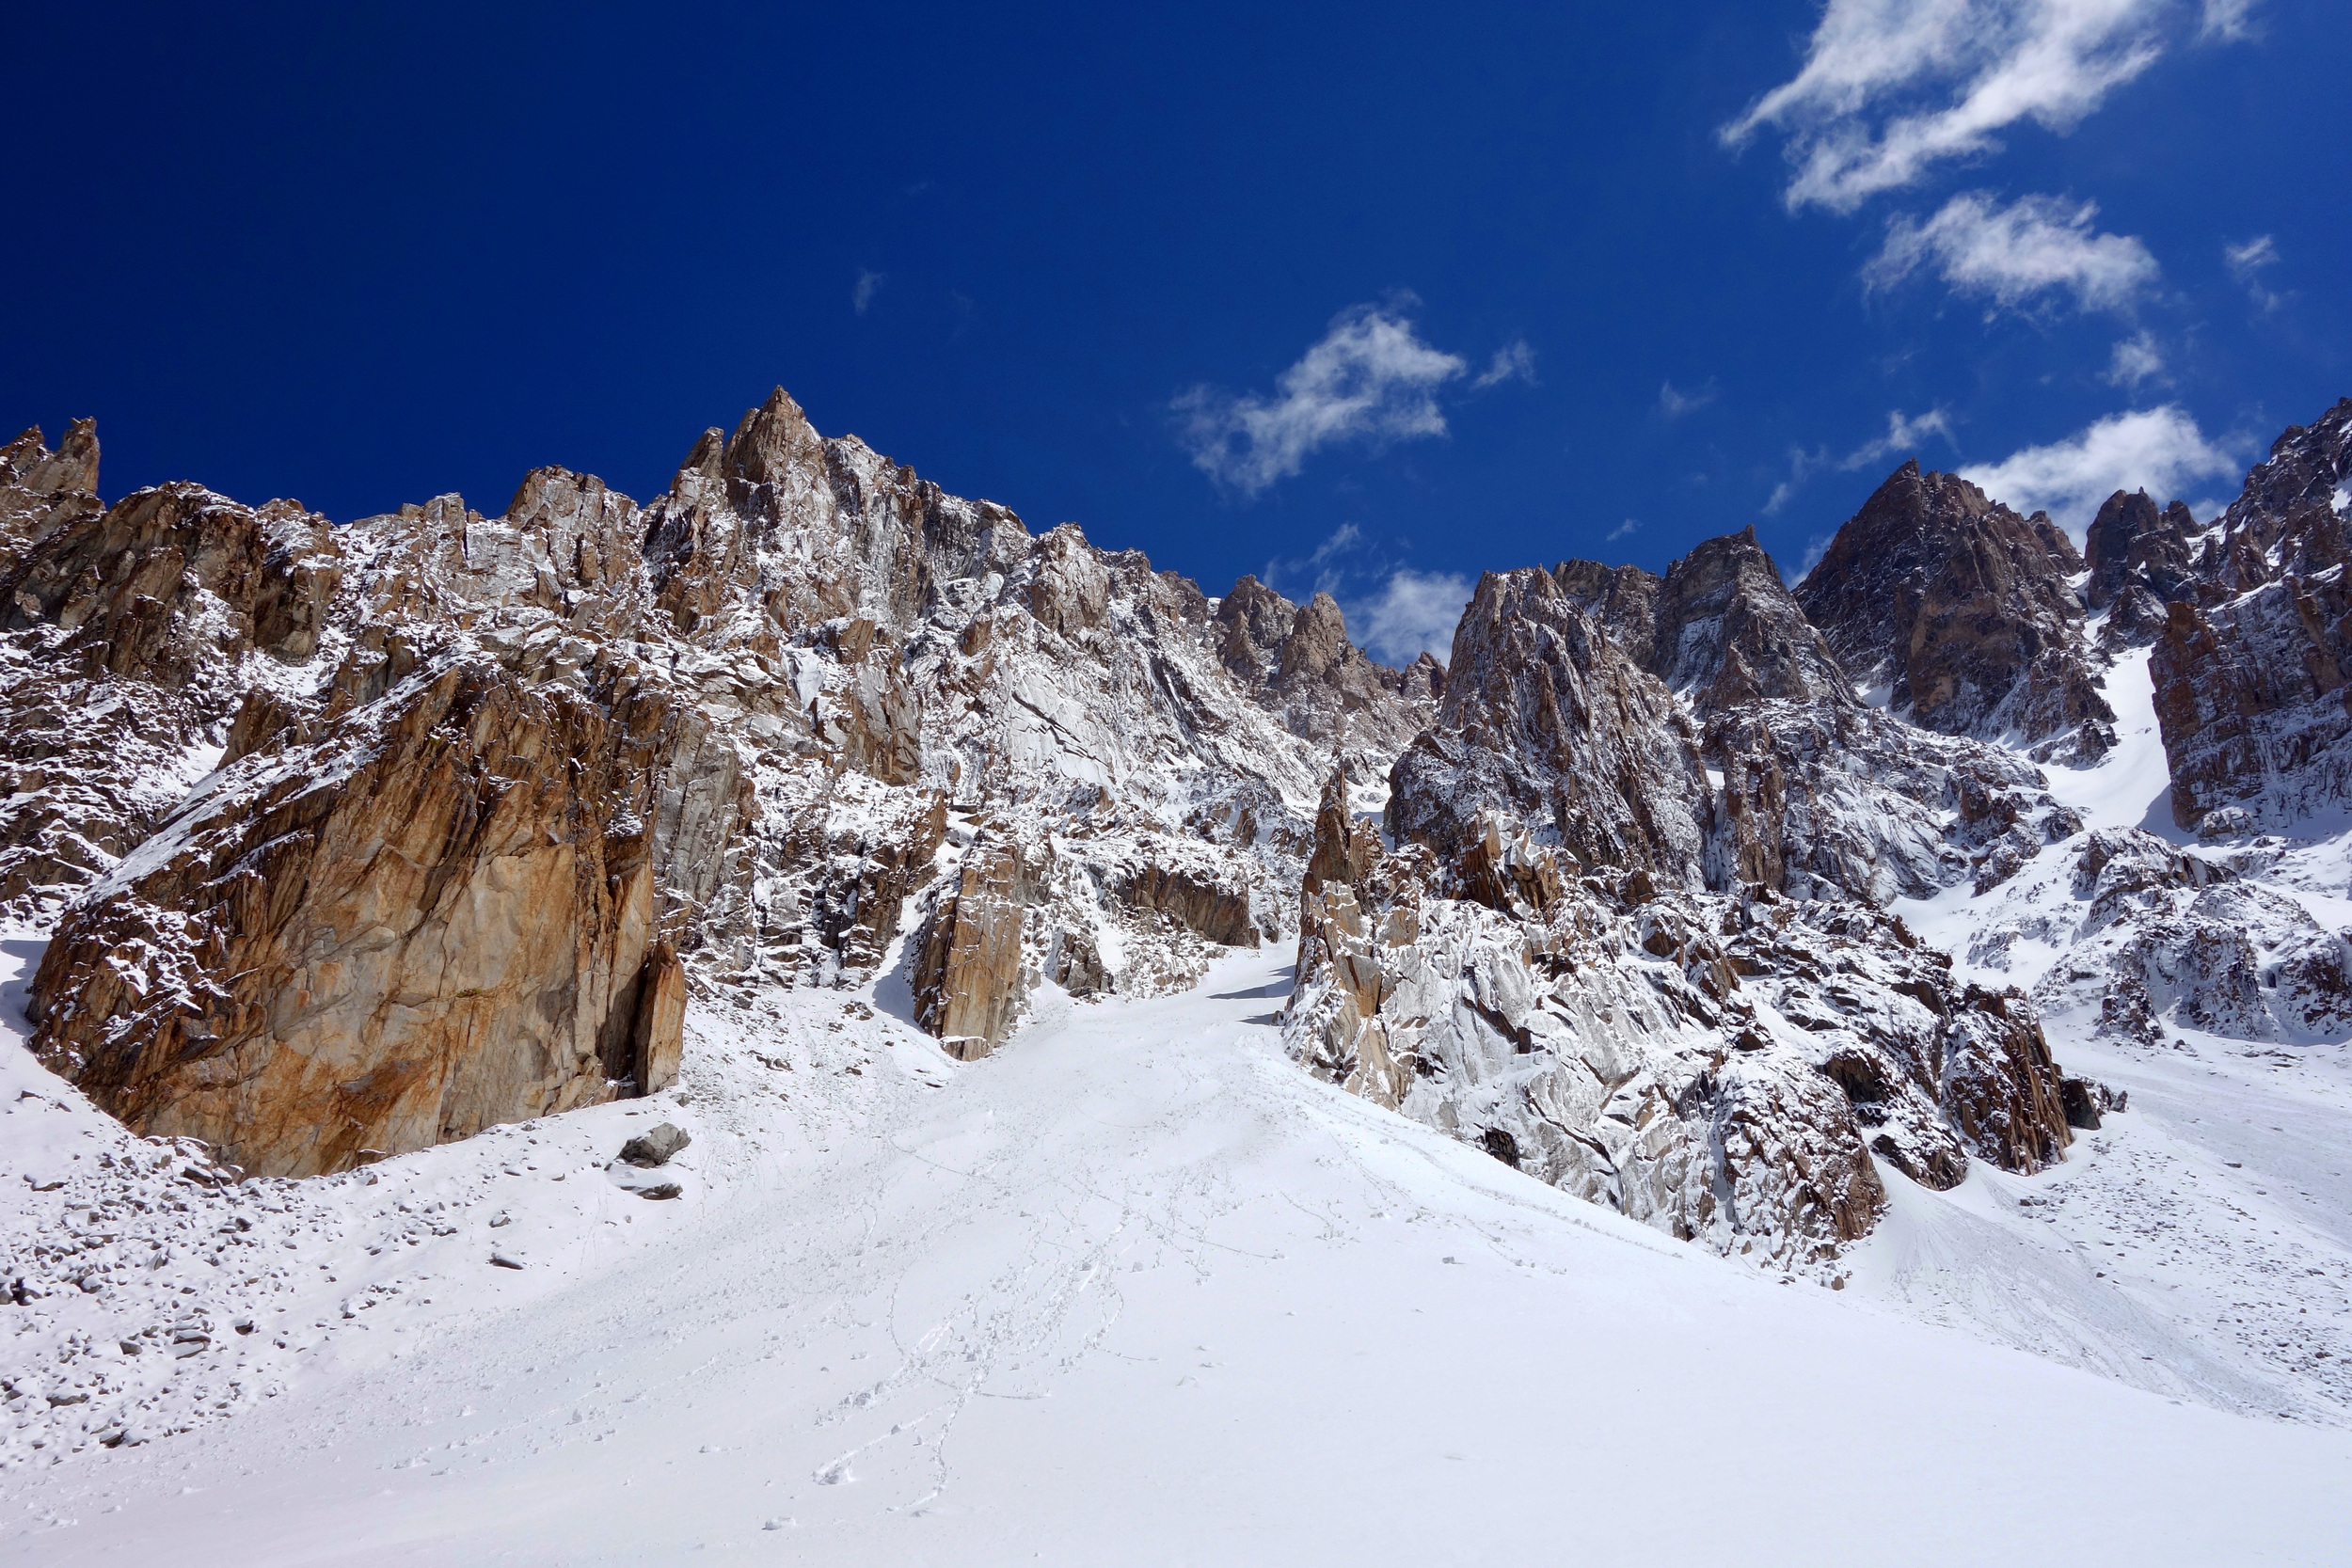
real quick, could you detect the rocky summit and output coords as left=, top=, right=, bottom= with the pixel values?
left=5, top=388, right=2352, bottom=1291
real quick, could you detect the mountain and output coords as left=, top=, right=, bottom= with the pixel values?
left=1795, top=460, right=2114, bottom=762
left=7, top=391, right=2352, bottom=1498
left=2152, top=399, right=2352, bottom=833
left=6, top=394, right=1433, bottom=1175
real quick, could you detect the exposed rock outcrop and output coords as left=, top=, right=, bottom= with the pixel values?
left=1797, top=460, right=2112, bottom=761
left=1291, top=526, right=2081, bottom=1267
left=1562, top=530, right=2078, bottom=905
left=2151, top=401, right=2352, bottom=833
left=2085, top=488, right=2201, bottom=647
left=0, top=434, right=342, bottom=922
left=1561, top=527, right=1851, bottom=713
left=1211, top=575, right=1439, bottom=800
left=11, top=390, right=1431, bottom=1164
left=1288, top=772, right=2071, bottom=1274
left=26, top=657, right=696, bottom=1177
left=1388, top=567, right=1712, bottom=886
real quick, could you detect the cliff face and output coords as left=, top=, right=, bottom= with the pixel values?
left=1288, top=770, right=2071, bottom=1275
left=1289, top=524, right=2079, bottom=1273
left=7, top=392, right=1433, bottom=1172
left=0, top=432, right=342, bottom=922
left=2151, top=401, right=2352, bottom=833
left=1387, top=566, right=1713, bottom=887
left=2085, top=488, right=2202, bottom=647
left=1563, top=527, right=1851, bottom=713
left=1212, top=575, right=1439, bottom=801
left=27, top=658, right=693, bottom=1176
left=15, top=383, right=2350, bottom=1283
left=1796, top=460, right=2113, bottom=762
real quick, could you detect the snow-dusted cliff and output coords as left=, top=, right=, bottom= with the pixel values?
left=7, top=389, right=2352, bottom=1504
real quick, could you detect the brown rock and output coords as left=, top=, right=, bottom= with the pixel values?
left=911, top=835, right=1046, bottom=1058
left=26, top=656, right=693, bottom=1177
left=1797, top=460, right=2111, bottom=759
left=1387, top=566, right=1712, bottom=886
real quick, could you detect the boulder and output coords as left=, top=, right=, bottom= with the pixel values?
left=26, top=656, right=691, bottom=1177
left=618, top=1122, right=691, bottom=1167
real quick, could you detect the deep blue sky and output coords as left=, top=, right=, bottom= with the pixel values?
left=6, top=1, right=2344, bottom=660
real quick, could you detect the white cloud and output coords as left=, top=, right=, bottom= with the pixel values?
left=1606, top=517, right=1641, bottom=542
left=1866, top=191, right=2159, bottom=312
left=1174, top=303, right=1471, bottom=496
left=1263, top=522, right=1368, bottom=598
left=1658, top=379, right=1719, bottom=418
left=1473, top=340, right=1538, bottom=388
left=2225, top=234, right=2284, bottom=311
left=1345, top=567, right=1473, bottom=667
left=853, top=269, right=885, bottom=315
left=1840, top=406, right=1957, bottom=470
left=2103, top=329, right=2168, bottom=388
left=2200, top=0, right=2260, bottom=41
left=1956, top=404, right=2246, bottom=537
left=1723, top=0, right=2184, bottom=213
left=1766, top=407, right=1955, bottom=515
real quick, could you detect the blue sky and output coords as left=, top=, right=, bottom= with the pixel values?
left=5, top=1, right=2344, bottom=662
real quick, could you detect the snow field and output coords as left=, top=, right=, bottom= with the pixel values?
left=6, top=941, right=2350, bottom=1565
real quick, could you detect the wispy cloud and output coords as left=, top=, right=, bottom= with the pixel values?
left=1723, top=1, right=2193, bottom=214
left=2225, top=234, right=2285, bottom=312
left=1841, top=406, right=1957, bottom=470
left=853, top=269, right=885, bottom=315
left=1766, top=407, right=1956, bottom=515
left=1658, top=379, right=1719, bottom=419
left=2103, top=329, right=2167, bottom=388
left=1346, top=567, right=1474, bottom=667
left=2199, top=0, right=2261, bottom=41
left=1606, top=517, right=1641, bottom=543
left=1263, top=522, right=1367, bottom=597
left=1866, top=191, right=2158, bottom=313
left=1473, top=340, right=1538, bottom=388
left=1174, top=302, right=1475, bottom=497
left=1957, top=404, right=2246, bottom=536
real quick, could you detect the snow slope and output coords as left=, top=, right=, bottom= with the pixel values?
left=8, top=940, right=2348, bottom=1566
left=1870, top=639, right=2352, bottom=1425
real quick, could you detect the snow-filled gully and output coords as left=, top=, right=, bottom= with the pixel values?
left=6, top=940, right=2349, bottom=1566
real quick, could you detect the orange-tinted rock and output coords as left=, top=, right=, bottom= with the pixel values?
left=26, top=657, right=695, bottom=1177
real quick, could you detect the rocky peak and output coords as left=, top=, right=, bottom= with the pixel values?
left=1387, top=566, right=1711, bottom=886
left=2152, top=397, right=2352, bottom=832
left=1207, top=574, right=1439, bottom=795
left=1, top=420, right=103, bottom=570
left=1212, top=574, right=1295, bottom=685
left=2203, top=397, right=2352, bottom=594
left=2084, top=488, right=2201, bottom=645
left=1796, top=459, right=2111, bottom=761
left=3, top=418, right=99, bottom=499
left=1565, top=528, right=1851, bottom=713
left=1552, top=558, right=1661, bottom=667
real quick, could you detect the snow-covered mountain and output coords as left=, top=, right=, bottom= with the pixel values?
left=5, top=390, right=2351, bottom=1560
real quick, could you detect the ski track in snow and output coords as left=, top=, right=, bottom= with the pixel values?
left=5, top=936, right=2351, bottom=1565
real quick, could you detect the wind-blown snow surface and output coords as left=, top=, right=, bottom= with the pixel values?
left=7, top=940, right=2349, bottom=1565
left=1882, top=637, right=2352, bottom=1425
